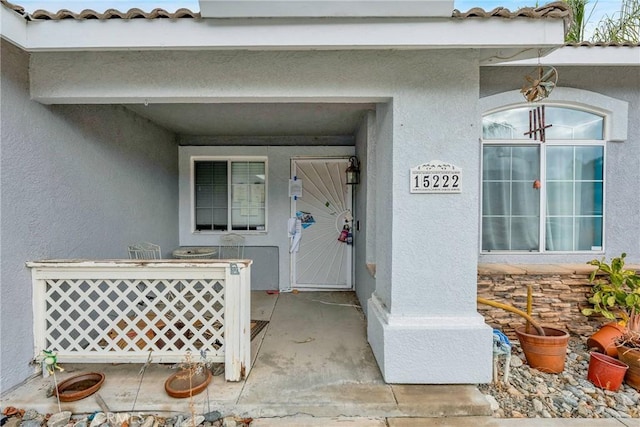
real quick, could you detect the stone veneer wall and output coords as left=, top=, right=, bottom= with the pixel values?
left=477, top=263, right=640, bottom=339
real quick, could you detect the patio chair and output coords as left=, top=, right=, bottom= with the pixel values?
left=218, top=233, right=245, bottom=259
left=127, top=242, right=162, bottom=309
left=128, top=242, right=162, bottom=260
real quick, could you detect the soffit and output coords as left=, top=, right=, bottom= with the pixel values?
left=0, top=1, right=567, bottom=141
left=125, top=102, right=375, bottom=138
left=6, top=1, right=634, bottom=66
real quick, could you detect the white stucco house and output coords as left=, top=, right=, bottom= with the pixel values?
left=1, top=0, right=638, bottom=395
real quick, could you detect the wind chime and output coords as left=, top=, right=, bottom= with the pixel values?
left=523, top=105, right=552, bottom=143
left=520, top=63, right=558, bottom=103
left=519, top=60, right=558, bottom=142
left=519, top=59, right=559, bottom=190
left=526, top=105, right=548, bottom=189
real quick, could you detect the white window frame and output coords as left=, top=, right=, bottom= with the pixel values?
left=190, top=156, right=268, bottom=234
left=480, top=136, right=607, bottom=254
left=541, top=141, right=606, bottom=253
left=478, top=87, right=629, bottom=261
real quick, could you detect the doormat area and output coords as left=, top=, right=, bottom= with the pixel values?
left=209, top=320, right=269, bottom=377
left=251, top=320, right=269, bottom=341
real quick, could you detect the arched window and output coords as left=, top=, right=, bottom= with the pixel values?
left=481, top=106, right=604, bottom=252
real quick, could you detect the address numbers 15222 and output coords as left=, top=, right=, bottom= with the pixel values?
left=410, top=162, right=462, bottom=194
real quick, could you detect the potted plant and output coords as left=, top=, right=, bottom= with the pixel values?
left=616, top=309, right=640, bottom=391
left=582, top=253, right=640, bottom=357
left=479, top=287, right=570, bottom=374
left=514, top=325, right=570, bottom=373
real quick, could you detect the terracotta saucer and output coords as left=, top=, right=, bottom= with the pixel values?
left=55, top=372, right=105, bottom=402
left=164, top=369, right=212, bottom=398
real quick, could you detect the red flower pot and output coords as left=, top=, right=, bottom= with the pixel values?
left=587, top=322, right=625, bottom=357
left=588, top=351, right=628, bottom=391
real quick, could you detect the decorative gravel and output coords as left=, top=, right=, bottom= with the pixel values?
left=479, top=335, right=640, bottom=419
left=1, top=411, right=252, bottom=427
left=4, top=336, right=639, bottom=425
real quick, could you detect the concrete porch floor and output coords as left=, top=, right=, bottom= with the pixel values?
left=1, top=291, right=491, bottom=419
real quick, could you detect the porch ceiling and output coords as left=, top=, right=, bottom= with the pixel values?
left=125, top=102, right=375, bottom=138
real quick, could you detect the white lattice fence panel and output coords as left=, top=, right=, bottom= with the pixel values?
left=29, top=261, right=252, bottom=380
left=44, top=278, right=225, bottom=361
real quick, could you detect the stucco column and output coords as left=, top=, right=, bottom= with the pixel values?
left=367, top=69, right=493, bottom=383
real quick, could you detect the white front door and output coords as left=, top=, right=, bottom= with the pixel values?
left=290, top=158, right=353, bottom=290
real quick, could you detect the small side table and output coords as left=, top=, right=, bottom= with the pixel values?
left=172, top=246, right=217, bottom=259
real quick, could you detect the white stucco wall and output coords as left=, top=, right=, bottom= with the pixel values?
left=354, top=111, right=376, bottom=314
left=0, top=40, right=179, bottom=393
left=367, top=52, right=492, bottom=383
left=373, top=101, right=394, bottom=310
left=480, top=66, right=640, bottom=264
left=28, top=48, right=493, bottom=383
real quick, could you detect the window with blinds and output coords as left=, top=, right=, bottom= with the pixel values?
left=194, top=159, right=266, bottom=232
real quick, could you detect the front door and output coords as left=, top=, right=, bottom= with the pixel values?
left=290, top=158, right=353, bottom=290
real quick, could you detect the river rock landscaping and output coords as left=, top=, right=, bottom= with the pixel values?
left=479, top=334, right=640, bottom=419
left=3, top=334, right=639, bottom=426
left=0, top=411, right=252, bottom=427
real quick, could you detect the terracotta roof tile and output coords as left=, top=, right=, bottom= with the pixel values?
left=453, top=1, right=570, bottom=19
left=453, top=1, right=572, bottom=35
left=3, top=0, right=569, bottom=21
left=29, top=7, right=200, bottom=20
left=565, top=41, right=640, bottom=47
left=4, top=0, right=637, bottom=48
left=0, top=0, right=25, bottom=15
left=0, top=0, right=200, bottom=20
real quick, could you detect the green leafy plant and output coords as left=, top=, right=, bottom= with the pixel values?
left=582, top=253, right=640, bottom=323
left=564, top=0, right=597, bottom=42
left=591, top=0, right=640, bottom=44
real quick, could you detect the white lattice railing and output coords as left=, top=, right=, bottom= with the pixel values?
left=27, top=260, right=252, bottom=381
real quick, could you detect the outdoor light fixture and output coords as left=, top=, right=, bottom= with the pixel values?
left=346, top=156, right=360, bottom=185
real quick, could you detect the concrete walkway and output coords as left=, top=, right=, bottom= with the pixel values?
left=3, top=292, right=636, bottom=426
left=250, top=417, right=637, bottom=426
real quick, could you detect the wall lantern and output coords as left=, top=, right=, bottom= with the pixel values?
left=346, top=156, right=360, bottom=185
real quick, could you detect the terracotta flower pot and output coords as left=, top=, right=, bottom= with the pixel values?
left=617, top=345, right=640, bottom=391
left=588, top=351, right=628, bottom=391
left=587, top=322, right=625, bottom=357
left=55, top=372, right=105, bottom=402
left=515, top=326, right=569, bottom=373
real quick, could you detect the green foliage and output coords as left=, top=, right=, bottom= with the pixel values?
left=582, top=253, right=640, bottom=322
left=563, top=0, right=639, bottom=43
left=564, top=0, right=596, bottom=42
left=591, top=0, right=640, bottom=43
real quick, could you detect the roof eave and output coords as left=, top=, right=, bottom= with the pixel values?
left=0, top=2, right=27, bottom=49
left=485, top=45, right=640, bottom=66
left=5, top=17, right=566, bottom=52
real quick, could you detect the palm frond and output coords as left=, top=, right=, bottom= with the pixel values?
left=591, top=0, right=640, bottom=43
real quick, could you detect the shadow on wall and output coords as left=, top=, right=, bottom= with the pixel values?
left=245, top=246, right=279, bottom=290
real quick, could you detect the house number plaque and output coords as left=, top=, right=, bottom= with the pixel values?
left=410, top=161, right=461, bottom=194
